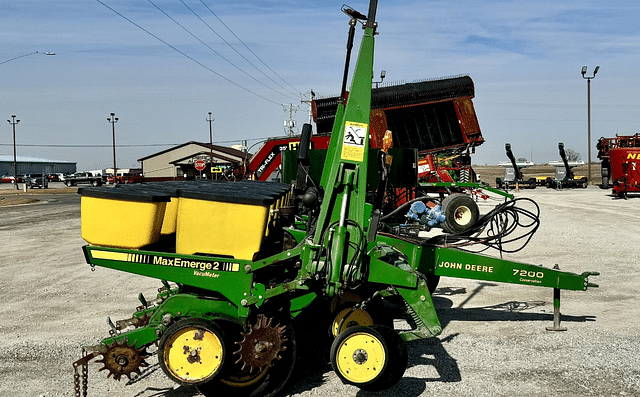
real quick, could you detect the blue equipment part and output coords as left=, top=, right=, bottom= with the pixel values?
left=406, top=202, right=446, bottom=227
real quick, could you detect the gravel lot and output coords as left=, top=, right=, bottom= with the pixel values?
left=0, top=183, right=638, bottom=397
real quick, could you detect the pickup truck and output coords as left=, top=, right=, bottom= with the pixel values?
left=25, top=173, right=49, bottom=189
left=64, top=172, right=103, bottom=187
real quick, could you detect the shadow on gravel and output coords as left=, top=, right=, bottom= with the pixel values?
left=354, top=335, right=462, bottom=397
left=130, top=385, right=199, bottom=397
left=432, top=284, right=597, bottom=329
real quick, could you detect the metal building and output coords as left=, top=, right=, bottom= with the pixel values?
left=138, top=141, right=250, bottom=180
left=0, top=155, right=76, bottom=176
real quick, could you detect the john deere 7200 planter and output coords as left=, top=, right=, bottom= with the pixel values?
left=73, top=2, right=598, bottom=396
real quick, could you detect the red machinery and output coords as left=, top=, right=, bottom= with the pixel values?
left=313, top=75, right=484, bottom=184
left=247, top=133, right=331, bottom=181
left=596, top=134, right=640, bottom=191
left=248, top=76, right=485, bottom=184
left=608, top=147, right=640, bottom=198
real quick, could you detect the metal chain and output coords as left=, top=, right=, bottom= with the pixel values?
left=82, top=361, right=88, bottom=397
left=73, top=349, right=94, bottom=397
left=74, top=366, right=80, bottom=397
left=73, top=361, right=89, bottom=397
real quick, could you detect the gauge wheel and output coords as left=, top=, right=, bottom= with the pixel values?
left=158, top=318, right=227, bottom=387
left=441, top=193, right=479, bottom=234
left=197, top=317, right=297, bottom=397
left=331, top=325, right=407, bottom=391
left=330, top=307, right=375, bottom=338
left=330, top=297, right=393, bottom=339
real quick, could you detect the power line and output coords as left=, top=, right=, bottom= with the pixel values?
left=148, top=0, right=295, bottom=102
left=198, top=0, right=303, bottom=97
left=0, top=137, right=271, bottom=149
left=95, top=0, right=281, bottom=106
left=179, top=0, right=299, bottom=99
left=0, top=51, right=39, bottom=65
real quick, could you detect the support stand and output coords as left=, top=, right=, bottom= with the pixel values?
left=546, top=287, right=567, bottom=331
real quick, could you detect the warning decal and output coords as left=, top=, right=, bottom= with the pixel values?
left=341, top=121, right=368, bottom=162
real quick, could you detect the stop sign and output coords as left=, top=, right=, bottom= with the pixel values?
left=194, top=159, right=206, bottom=171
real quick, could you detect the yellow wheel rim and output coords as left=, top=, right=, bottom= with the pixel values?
left=335, top=332, right=386, bottom=384
left=454, top=206, right=472, bottom=225
left=331, top=308, right=374, bottom=338
left=163, top=325, right=224, bottom=384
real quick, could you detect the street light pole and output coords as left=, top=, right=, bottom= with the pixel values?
left=7, top=115, right=20, bottom=190
left=581, top=65, right=599, bottom=184
left=107, top=112, right=119, bottom=181
left=207, top=112, right=215, bottom=180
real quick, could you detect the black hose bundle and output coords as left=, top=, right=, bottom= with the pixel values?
left=425, top=197, right=540, bottom=253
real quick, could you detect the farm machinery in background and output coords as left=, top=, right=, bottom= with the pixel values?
left=313, top=74, right=486, bottom=190
left=496, top=143, right=536, bottom=190
left=248, top=75, right=485, bottom=190
left=597, top=134, right=640, bottom=198
left=247, top=73, right=498, bottom=213
left=545, top=143, right=588, bottom=189
left=72, top=2, right=599, bottom=396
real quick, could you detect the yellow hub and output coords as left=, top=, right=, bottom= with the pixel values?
left=163, top=325, right=224, bottom=384
left=335, top=331, right=386, bottom=384
left=454, top=206, right=472, bottom=225
left=331, top=308, right=374, bottom=338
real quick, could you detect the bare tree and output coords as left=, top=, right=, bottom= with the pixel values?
left=565, top=148, right=582, bottom=162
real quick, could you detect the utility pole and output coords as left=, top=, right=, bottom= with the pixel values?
left=107, top=112, right=118, bottom=180
left=7, top=115, right=20, bottom=190
left=581, top=65, right=599, bottom=184
left=207, top=112, right=215, bottom=180
left=299, top=90, right=316, bottom=124
left=282, top=103, right=298, bottom=136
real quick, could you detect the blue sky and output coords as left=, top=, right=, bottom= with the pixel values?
left=2, top=0, right=640, bottom=170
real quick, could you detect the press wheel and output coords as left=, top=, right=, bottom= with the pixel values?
left=197, top=317, right=297, bottom=397
left=158, top=318, right=227, bottom=386
left=330, top=325, right=407, bottom=391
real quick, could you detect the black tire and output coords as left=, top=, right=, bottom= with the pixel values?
left=440, top=193, right=479, bottom=234
left=197, top=319, right=297, bottom=397
left=158, top=318, right=228, bottom=387
left=368, top=325, right=408, bottom=390
left=330, top=325, right=407, bottom=392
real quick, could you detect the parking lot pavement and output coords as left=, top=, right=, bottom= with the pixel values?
left=0, top=186, right=638, bottom=396
left=0, top=181, right=70, bottom=190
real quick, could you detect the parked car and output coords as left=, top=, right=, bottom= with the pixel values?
left=24, top=173, right=49, bottom=189
left=64, top=172, right=102, bottom=187
left=47, top=173, right=65, bottom=182
left=1, top=175, right=24, bottom=183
